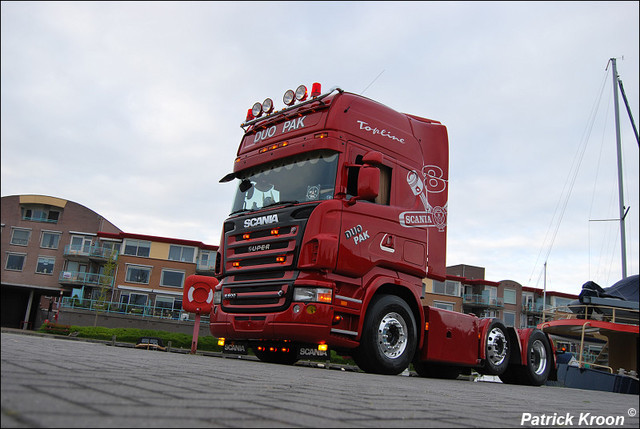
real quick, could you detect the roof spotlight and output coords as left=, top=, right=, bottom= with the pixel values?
left=262, top=98, right=274, bottom=114
left=283, top=89, right=295, bottom=106
left=295, top=85, right=308, bottom=102
left=251, top=102, right=263, bottom=118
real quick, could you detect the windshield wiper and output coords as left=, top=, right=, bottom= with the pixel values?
left=263, top=200, right=300, bottom=209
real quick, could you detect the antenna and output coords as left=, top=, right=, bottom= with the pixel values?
left=360, top=70, right=385, bottom=96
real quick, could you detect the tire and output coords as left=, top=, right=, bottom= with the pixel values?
left=479, top=320, right=510, bottom=376
left=413, top=360, right=461, bottom=379
left=254, top=346, right=299, bottom=365
left=519, top=330, right=552, bottom=386
left=355, top=294, right=417, bottom=375
left=498, top=366, right=523, bottom=385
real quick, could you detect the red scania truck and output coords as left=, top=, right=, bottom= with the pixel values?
left=204, top=83, right=555, bottom=385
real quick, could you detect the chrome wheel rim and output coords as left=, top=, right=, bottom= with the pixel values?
left=376, top=312, right=408, bottom=359
left=530, top=339, right=548, bottom=375
left=486, top=327, right=508, bottom=366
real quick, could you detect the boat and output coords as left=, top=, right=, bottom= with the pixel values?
left=539, top=275, right=638, bottom=394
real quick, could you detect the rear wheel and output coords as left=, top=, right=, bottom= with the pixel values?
left=354, top=295, right=417, bottom=375
left=519, top=331, right=552, bottom=386
left=479, top=320, right=510, bottom=375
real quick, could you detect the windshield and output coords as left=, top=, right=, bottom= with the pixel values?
left=231, top=150, right=339, bottom=213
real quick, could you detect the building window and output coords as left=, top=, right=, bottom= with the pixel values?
left=120, top=292, right=148, bottom=309
left=5, top=253, right=26, bottom=271
left=503, top=311, right=516, bottom=327
left=123, top=239, right=151, bottom=257
left=433, top=280, right=460, bottom=297
left=125, top=265, right=151, bottom=284
left=433, top=301, right=455, bottom=311
left=503, top=288, right=516, bottom=305
left=36, top=256, right=55, bottom=274
left=168, top=245, right=195, bottom=263
left=41, top=231, right=61, bottom=249
left=160, top=269, right=185, bottom=288
left=100, top=241, right=121, bottom=256
left=70, top=236, right=92, bottom=253
left=21, top=206, right=60, bottom=223
left=198, top=250, right=216, bottom=270
left=10, top=228, right=31, bottom=246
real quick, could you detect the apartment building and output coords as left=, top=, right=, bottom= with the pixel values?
left=423, top=264, right=578, bottom=328
left=1, top=194, right=217, bottom=329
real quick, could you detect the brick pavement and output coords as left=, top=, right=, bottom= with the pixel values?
left=1, top=331, right=638, bottom=428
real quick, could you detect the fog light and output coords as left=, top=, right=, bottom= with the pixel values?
left=218, top=338, right=225, bottom=346
left=293, top=304, right=301, bottom=314
left=262, top=98, right=274, bottom=114
left=283, top=89, right=295, bottom=106
left=306, top=305, right=317, bottom=315
left=251, top=102, right=263, bottom=118
left=295, top=84, right=308, bottom=101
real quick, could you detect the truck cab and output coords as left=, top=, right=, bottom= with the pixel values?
left=211, top=84, right=448, bottom=373
left=208, top=84, right=553, bottom=384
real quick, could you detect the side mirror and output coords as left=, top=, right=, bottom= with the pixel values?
left=348, top=164, right=380, bottom=205
left=358, top=165, right=380, bottom=201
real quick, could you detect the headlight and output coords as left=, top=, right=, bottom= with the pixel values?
left=213, top=290, right=222, bottom=305
left=293, top=287, right=332, bottom=303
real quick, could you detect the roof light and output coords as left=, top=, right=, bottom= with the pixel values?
left=311, top=82, right=322, bottom=97
left=283, top=89, right=295, bottom=106
left=245, top=109, right=254, bottom=121
left=251, top=102, right=263, bottom=118
left=295, top=85, right=308, bottom=102
left=262, top=98, right=274, bottom=114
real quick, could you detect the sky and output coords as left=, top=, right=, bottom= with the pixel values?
left=2, top=1, right=638, bottom=295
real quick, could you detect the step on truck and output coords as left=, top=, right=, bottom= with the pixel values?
left=198, top=83, right=556, bottom=385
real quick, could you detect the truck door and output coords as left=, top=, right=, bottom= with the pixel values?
left=336, top=143, right=427, bottom=280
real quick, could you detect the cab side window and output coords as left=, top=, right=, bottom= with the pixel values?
left=346, top=154, right=392, bottom=205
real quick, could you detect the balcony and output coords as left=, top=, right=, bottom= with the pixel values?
left=522, top=301, right=545, bottom=314
left=63, top=245, right=118, bottom=263
left=59, top=271, right=113, bottom=287
left=463, top=294, right=504, bottom=308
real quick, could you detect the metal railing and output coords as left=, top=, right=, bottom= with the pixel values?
left=63, top=245, right=119, bottom=260
left=60, top=297, right=199, bottom=321
left=59, top=271, right=113, bottom=287
left=542, top=304, right=639, bottom=326
left=463, top=294, right=504, bottom=308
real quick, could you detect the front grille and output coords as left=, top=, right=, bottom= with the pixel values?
left=220, top=205, right=315, bottom=313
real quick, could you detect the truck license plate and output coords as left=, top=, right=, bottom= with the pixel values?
left=223, top=342, right=248, bottom=355
left=297, top=347, right=329, bottom=359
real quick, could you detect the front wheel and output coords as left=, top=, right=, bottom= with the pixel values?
left=354, top=295, right=417, bottom=375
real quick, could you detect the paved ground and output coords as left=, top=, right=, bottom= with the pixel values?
left=1, top=330, right=638, bottom=428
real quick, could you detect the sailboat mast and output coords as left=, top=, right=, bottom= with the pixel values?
left=610, top=57, right=628, bottom=278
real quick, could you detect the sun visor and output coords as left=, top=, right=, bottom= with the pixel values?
left=219, top=172, right=237, bottom=183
